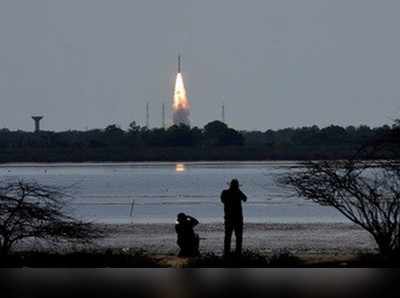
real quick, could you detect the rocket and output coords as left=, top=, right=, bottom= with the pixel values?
left=178, top=54, right=181, bottom=73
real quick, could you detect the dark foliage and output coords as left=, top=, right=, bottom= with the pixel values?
left=350, top=252, right=400, bottom=267
left=0, top=248, right=162, bottom=267
left=0, top=121, right=397, bottom=162
left=185, top=250, right=301, bottom=268
left=267, top=249, right=302, bottom=267
left=4, top=249, right=399, bottom=267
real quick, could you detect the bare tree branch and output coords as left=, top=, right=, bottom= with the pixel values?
left=0, top=179, right=103, bottom=256
left=278, top=124, right=400, bottom=258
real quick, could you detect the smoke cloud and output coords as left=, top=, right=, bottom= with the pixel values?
left=173, top=106, right=190, bottom=126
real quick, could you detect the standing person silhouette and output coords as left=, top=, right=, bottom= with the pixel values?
left=220, top=178, right=247, bottom=256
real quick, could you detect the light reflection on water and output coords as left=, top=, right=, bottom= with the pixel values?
left=175, top=163, right=185, bottom=172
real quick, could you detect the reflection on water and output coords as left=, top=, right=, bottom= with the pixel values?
left=175, top=163, right=186, bottom=172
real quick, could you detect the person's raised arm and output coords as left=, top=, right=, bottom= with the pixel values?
left=240, top=190, right=247, bottom=202
left=187, top=215, right=199, bottom=226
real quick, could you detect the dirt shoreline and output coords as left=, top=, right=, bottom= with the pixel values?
left=91, top=222, right=377, bottom=257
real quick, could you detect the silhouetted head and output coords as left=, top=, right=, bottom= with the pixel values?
left=230, top=179, right=240, bottom=190
left=177, top=212, right=186, bottom=222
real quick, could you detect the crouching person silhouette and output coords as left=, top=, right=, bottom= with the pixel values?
left=175, top=213, right=200, bottom=257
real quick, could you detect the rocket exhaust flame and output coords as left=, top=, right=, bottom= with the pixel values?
left=173, top=73, right=189, bottom=110
left=172, top=56, right=190, bottom=126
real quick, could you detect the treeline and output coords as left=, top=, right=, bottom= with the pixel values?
left=0, top=120, right=398, bottom=162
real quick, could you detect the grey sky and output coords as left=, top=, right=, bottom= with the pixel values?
left=1, top=0, right=399, bottom=132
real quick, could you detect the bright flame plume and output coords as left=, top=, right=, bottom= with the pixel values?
left=173, top=73, right=189, bottom=110
left=172, top=73, right=190, bottom=126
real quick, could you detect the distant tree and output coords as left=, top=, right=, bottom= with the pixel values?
left=104, top=124, right=126, bottom=146
left=204, top=121, right=243, bottom=146
left=190, top=126, right=204, bottom=146
left=221, top=128, right=244, bottom=145
left=264, top=129, right=276, bottom=145
left=128, top=121, right=141, bottom=133
left=356, top=125, right=373, bottom=141
left=242, top=130, right=266, bottom=146
left=126, top=121, right=143, bottom=147
left=143, top=128, right=168, bottom=146
left=345, top=125, right=357, bottom=136
left=204, top=121, right=228, bottom=137
left=274, top=127, right=296, bottom=145
left=317, top=125, right=348, bottom=144
left=166, top=124, right=194, bottom=146
left=104, top=124, right=125, bottom=135
left=0, top=180, right=102, bottom=256
left=292, top=126, right=320, bottom=145
left=86, top=129, right=106, bottom=148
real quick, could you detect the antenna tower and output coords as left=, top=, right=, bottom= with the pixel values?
left=222, top=103, right=225, bottom=123
left=162, top=102, right=166, bottom=129
left=146, top=102, right=150, bottom=128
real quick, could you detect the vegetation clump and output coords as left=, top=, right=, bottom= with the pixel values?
left=185, top=250, right=301, bottom=268
left=0, top=248, right=163, bottom=267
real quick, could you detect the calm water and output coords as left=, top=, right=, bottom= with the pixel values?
left=0, top=161, right=347, bottom=224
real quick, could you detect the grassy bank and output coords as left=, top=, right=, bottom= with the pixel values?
left=1, top=249, right=399, bottom=268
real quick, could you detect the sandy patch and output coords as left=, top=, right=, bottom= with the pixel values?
left=93, top=222, right=377, bottom=256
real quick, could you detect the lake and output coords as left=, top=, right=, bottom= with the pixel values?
left=0, top=161, right=347, bottom=224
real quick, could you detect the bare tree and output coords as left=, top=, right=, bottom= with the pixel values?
left=0, top=180, right=102, bottom=256
left=279, top=125, right=400, bottom=258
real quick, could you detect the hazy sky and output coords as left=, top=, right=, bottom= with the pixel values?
left=1, top=0, right=400, bottom=131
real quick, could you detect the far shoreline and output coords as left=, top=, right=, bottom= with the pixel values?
left=0, top=160, right=302, bottom=166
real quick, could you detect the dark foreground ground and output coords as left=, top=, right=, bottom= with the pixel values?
left=4, top=222, right=397, bottom=267
left=2, top=249, right=398, bottom=268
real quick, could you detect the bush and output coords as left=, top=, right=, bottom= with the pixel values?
left=185, top=250, right=301, bottom=268
left=0, top=248, right=163, bottom=267
left=267, top=249, right=302, bottom=267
